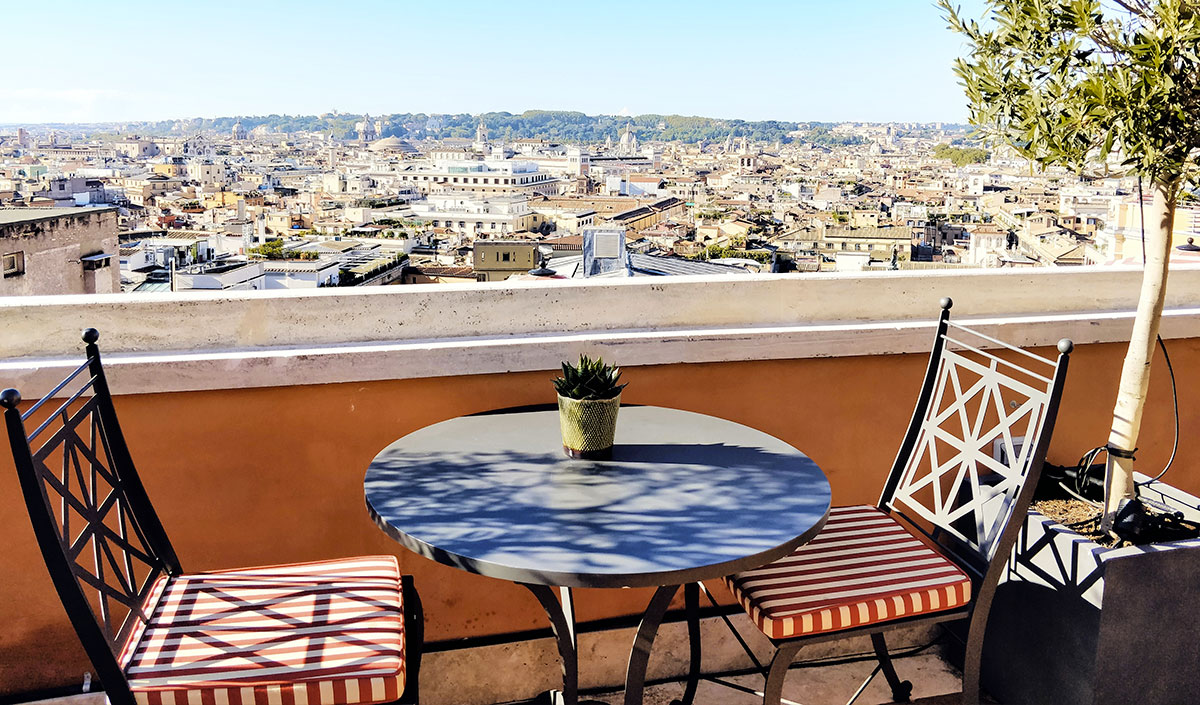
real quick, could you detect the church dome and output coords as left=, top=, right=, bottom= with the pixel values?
left=369, top=137, right=417, bottom=153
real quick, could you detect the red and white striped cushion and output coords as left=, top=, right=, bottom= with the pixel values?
left=121, top=556, right=407, bottom=705
left=726, top=505, right=971, bottom=640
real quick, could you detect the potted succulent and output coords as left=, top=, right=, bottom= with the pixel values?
left=553, top=355, right=627, bottom=460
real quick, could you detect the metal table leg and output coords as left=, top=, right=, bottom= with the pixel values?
left=676, top=582, right=701, bottom=705
left=523, top=583, right=579, bottom=705
left=524, top=582, right=700, bottom=705
left=623, top=584, right=681, bottom=705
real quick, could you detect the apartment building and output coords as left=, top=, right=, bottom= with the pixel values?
left=0, top=207, right=119, bottom=295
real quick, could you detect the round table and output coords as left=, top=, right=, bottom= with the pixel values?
left=365, top=406, right=831, bottom=705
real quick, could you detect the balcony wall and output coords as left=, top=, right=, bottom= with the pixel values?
left=2, top=267, right=1200, bottom=700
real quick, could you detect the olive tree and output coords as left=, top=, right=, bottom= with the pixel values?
left=939, top=0, right=1200, bottom=527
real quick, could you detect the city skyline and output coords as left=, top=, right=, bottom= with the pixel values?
left=1, top=0, right=987, bottom=125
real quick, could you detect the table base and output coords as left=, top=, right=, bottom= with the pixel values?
left=520, top=583, right=702, bottom=705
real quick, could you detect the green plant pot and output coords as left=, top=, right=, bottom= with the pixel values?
left=557, top=394, right=621, bottom=460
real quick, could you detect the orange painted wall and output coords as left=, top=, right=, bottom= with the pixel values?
left=2, top=338, right=1198, bottom=695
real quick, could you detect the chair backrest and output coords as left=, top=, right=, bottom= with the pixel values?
left=880, top=299, right=1071, bottom=580
left=2, top=329, right=180, bottom=702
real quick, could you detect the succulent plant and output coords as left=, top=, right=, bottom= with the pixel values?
left=553, top=354, right=627, bottom=401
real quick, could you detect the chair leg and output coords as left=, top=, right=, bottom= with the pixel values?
left=400, top=575, right=423, bottom=704
left=870, top=633, right=911, bottom=703
left=960, top=619, right=984, bottom=705
left=762, top=642, right=803, bottom=705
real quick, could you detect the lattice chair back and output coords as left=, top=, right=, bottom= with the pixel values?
left=879, top=299, right=1071, bottom=579
left=2, top=329, right=180, bottom=704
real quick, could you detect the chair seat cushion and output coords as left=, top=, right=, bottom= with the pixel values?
left=725, top=505, right=971, bottom=640
left=122, top=556, right=406, bottom=705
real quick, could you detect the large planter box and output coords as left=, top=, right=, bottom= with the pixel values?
left=982, top=475, right=1200, bottom=705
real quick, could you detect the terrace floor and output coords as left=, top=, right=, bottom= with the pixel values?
left=24, top=645, right=982, bottom=705
left=587, top=645, right=976, bottom=705
left=592, top=653, right=969, bottom=705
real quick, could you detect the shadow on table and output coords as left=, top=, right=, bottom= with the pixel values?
left=365, top=442, right=829, bottom=587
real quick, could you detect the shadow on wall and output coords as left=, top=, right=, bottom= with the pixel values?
left=982, top=505, right=1200, bottom=705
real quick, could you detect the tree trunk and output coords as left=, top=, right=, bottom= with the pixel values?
left=1102, top=180, right=1177, bottom=528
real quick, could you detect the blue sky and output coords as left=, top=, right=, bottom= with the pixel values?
left=0, top=0, right=988, bottom=124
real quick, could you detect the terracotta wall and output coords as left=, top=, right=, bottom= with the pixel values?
left=2, top=339, right=1198, bottom=695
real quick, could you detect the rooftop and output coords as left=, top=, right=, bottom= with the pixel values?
left=0, top=206, right=115, bottom=226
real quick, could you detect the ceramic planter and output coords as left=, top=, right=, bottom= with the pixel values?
left=980, top=474, right=1200, bottom=705
left=557, top=394, right=620, bottom=460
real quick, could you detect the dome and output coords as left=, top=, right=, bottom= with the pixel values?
left=369, top=137, right=417, bottom=153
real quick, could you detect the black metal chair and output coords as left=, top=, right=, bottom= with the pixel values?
left=2, top=329, right=423, bottom=705
left=685, top=298, right=1071, bottom=705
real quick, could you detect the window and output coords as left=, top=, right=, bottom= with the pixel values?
left=502, top=253, right=511, bottom=262
left=3, top=251, right=24, bottom=278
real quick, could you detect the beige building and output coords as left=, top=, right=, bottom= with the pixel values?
left=528, top=201, right=597, bottom=234
left=783, top=224, right=915, bottom=258
left=605, top=197, right=687, bottom=232
left=472, top=240, right=538, bottom=282
left=851, top=210, right=882, bottom=228
left=1100, top=200, right=1200, bottom=260
left=0, top=207, right=120, bottom=295
left=152, top=160, right=189, bottom=178
left=120, top=174, right=182, bottom=206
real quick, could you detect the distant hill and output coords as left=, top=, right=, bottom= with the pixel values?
left=85, top=111, right=863, bottom=146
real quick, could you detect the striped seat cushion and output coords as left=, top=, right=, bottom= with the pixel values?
left=725, top=505, right=971, bottom=640
left=121, top=556, right=407, bottom=705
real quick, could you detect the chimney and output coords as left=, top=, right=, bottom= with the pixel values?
left=582, top=227, right=629, bottom=277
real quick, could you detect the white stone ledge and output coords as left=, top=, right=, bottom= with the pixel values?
left=2, top=306, right=1198, bottom=396
left=3, top=265, right=1200, bottom=358
left=3, top=265, right=1200, bottom=395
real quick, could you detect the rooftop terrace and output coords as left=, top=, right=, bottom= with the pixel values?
left=2, top=266, right=1198, bottom=705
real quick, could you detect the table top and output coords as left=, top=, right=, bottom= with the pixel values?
left=365, top=406, right=831, bottom=588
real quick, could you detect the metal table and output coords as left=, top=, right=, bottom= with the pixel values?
left=365, top=406, right=831, bottom=705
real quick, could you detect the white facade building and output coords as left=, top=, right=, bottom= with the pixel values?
left=262, top=260, right=341, bottom=289
left=409, top=192, right=541, bottom=237
left=173, top=261, right=265, bottom=291
left=394, top=158, right=562, bottom=197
